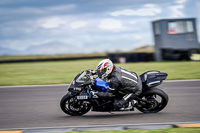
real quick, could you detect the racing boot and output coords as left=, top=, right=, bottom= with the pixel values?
left=114, top=93, right=137, bottom=110
left=114, top=99, right=128, bottom=109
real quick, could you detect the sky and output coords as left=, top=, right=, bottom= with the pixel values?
left=0, top=0, right=199, bottom=56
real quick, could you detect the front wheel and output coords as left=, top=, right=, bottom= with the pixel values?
left=136, top=88, right=168, bottom=113
left=60, top=92, right=91, bottom=116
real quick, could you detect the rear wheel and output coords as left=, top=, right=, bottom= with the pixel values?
left=60, top=92, right=91, bottom=116
left=136, top=88, right=168, bottom=113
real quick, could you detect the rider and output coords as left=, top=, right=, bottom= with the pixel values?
left=92, top=59, right=142, bottom=109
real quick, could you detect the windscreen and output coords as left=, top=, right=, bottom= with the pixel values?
left=76, top=71, right=89, bottom=83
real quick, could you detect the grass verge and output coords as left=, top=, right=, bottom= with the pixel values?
left=0, top=59, right=199, bottom=86
left=0, top=53, right=106, bottom=61
left=62, top=128, right=200, bottom=133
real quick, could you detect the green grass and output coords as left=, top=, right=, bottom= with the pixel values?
left=62, top=128, right=200, bottom=133
left=0, top=59, right=200, bottom=86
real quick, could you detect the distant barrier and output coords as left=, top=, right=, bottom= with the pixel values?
left=0, top=56, right=107, bottom=63
left=190, top=53, right=200, bottom=61
left=0, top=53, right=155, bottom=63
left=108, top=53, right=154, bottom=63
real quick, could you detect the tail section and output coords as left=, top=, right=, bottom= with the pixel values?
left=140, top=71, right=168, bottom=89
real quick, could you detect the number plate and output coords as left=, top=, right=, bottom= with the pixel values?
left=77, top=95, right=88, bottom=100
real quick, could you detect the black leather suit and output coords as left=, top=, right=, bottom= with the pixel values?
left=97, top=65, right=142, bottom=108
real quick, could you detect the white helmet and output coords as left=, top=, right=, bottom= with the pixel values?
left=96, top=59, right=113, bottom=79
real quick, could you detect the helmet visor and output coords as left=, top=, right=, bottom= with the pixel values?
left=96, top=68, right=107, bottom=78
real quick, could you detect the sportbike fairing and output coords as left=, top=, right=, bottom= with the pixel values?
left=69, top=70, right=109, bottom=92
left=60, top=69, right=169, bottom=116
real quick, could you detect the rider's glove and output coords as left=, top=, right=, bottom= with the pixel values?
left=91, top=69, right=97, bottom=75
left=90, top=90, right=98, bottom=98
left=90, top=90, right=97, bottom=95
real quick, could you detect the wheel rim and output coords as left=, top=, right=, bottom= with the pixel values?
left=139, top=94, right=164, bottom=112
left=65, top=97, right=90, bottom=114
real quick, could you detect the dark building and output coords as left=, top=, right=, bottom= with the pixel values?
left=152, top=18, right=199, bottom=61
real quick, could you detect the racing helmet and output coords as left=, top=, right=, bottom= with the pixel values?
left=96, top=59, right=113, bottom=79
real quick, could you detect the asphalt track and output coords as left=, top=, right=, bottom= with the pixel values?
left=0, top=80, right=200, bottom=129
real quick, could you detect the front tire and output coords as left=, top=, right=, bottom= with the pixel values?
left=60, top=92, right=91, bottom=116
left=136, top=88, right=168, bottom=113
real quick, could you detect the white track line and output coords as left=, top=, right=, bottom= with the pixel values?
left=165, top=79, right=200, bottom=82
left=0, top=84, right=67, bottom=88
left=1, top=121, right=200, bottom=131
left=0, top=79, right=199, bottom=88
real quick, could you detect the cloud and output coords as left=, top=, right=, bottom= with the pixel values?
left=0, top=4, right=76, bottom=20
left=169, top=0, right=187, bottom=18
left=98, top=19, right=122, bottom=30
left=176, top=0, right=187, bottom=4
left=110, top=4, right=161, bottom=16
left=37, top=15, right=77, bottom=29
left=47, top=4, right=76, bottom=11
left=144, top=4, right=156, bottom=8
left=39, top=17, right=68, bottom=29
left=25, top=41, right=80, bottom=55
left=169, top=5, right=185, bottom=17
left=70, top=21, right=87, bottom=29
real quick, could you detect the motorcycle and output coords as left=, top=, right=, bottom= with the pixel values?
left=60, top=69, right=168, bottom=116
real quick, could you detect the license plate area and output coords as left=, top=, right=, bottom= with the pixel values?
left=76, top=95, right=88, bottom=100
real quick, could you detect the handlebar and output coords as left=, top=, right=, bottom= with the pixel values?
left=85, top=69, right=96, bottom=83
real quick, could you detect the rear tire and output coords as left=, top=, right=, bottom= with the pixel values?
left=136, top=88, right=168, bottom=113
left=60, top=92, right=91, bottom=116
